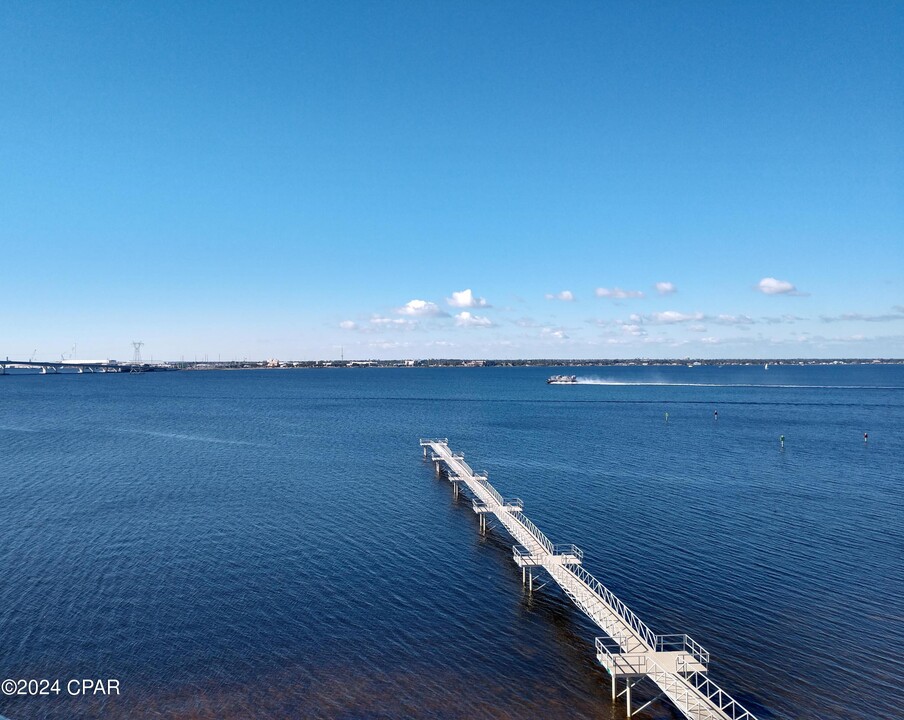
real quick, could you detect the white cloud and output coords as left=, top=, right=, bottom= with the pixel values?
left=638, top=335, right=689, bottom=347
left=820, top=308, right=904, bottom=323
left=761, top=314, right=805, bottom=324
left=649, top=310, right=704, bottom=324
left=454, top=311, right=493, bottom=327
left=711, top=314, right=755, bottom=326
left=367, top=340, right=412, bottom=350
left=514, top=317, right=541, bottom=328
left=626, top=312, right=801, bottom=328
left=396, top=299, right=446, bottom=316
left=370, top=316, right=417, bottom=329
left=621, top=324, right=647, bottom=337
left=757, top=277, right=801, bottom=295
left=595, top=287, right=645, bottom=299
left=793, top=332, right=904, bottom=346
left=447, top=289, right=490, bottom=308
left=613, top=310, right=778, bottom=330
left=338, top=316, right=422, bottom=333
left=541, top=327, right=569, bottom=340
left=545, top=290, right=575, bottom=301
left=655, top=281, right=677, bottom=295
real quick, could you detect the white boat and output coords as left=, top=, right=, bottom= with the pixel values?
left=547, top=375, right=577, bottom=384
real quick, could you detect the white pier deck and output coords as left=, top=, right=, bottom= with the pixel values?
left=421, top=439, right=760, bottom=720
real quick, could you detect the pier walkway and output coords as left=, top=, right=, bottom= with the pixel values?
left=420, top=439, right=760, bottom=720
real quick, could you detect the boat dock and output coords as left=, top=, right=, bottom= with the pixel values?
left=420, top=438, right=759, bottom=720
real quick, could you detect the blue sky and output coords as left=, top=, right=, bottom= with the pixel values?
left=1, top=1, right=902, bottom=360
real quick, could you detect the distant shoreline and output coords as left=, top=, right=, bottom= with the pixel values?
left=5, top=358, right=902, bottom=374
left=174, top=358, right=904, bottom=371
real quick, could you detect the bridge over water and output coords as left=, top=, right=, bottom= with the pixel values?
left=0, top=358, right=150, bottom=374
left=421, top=439, right=761, bottom=720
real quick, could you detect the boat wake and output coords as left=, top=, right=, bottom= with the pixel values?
left=116, top=428, right=273, bottom=446
left=573, top=377, right=901, bottom=390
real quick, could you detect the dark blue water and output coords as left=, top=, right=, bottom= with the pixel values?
left=1, top=366, right=902, bottom=720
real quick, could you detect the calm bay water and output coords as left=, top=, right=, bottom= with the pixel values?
left=1, top=365, right=902, bottom=720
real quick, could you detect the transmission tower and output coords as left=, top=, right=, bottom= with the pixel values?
left=132, top=341, right=144, bottom=364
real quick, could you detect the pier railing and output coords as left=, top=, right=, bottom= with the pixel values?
left=553, top=544, right=584, bottom=561
left=656, top=633, right=710, bottom=667
left=509, top=510, right=555, bottom=554
left=470, top=472, right=504, bottom=507
left=451, top=454, right=470, bottom=471
left=513, top=545, right=533, bottom=559
left=566, top=564, right=658, bottom=648
left=502, top=497, right=524, bottom=510
left=682, top=671, right=757, bottom=720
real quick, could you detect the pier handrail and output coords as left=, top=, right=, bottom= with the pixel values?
left=471, top=472, right=505, bottom=507
left=682, top=671, right=757, bottom=720
left=553, top=544, right=584, bottom=561
left=451, top=455, right=471, bottom=473
left=595, top=637, right=650, bottom=675
left=509, top=510, right=555, bottom=554
left=642, top=660, right=722, bottom=720
left=566, top=564, right=657, bottom=648
left=656, top=634, right=710, bottom=667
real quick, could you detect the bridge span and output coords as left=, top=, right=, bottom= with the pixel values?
left=421, top=438, right=761, bottom=720
left=1, top=358, right=150, bottom=374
